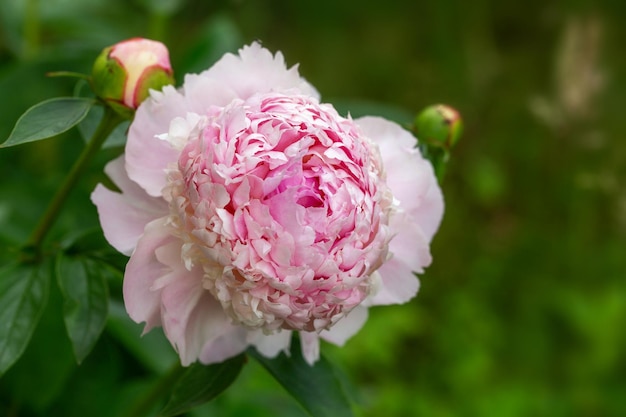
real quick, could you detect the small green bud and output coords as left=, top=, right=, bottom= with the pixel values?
left=414, top=104, right=463, bottom=151
left=91, top=38, right=175, bottom=118
left=414, top=104, right=463, bottom=183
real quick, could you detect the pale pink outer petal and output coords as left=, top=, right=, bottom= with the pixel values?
left=199, top=327, right=249, bottom=365
left=356, top=116, right=444, bottom=242
left=125, top=218, right=246, bottom=366
left=356, top=116, right=444, bottom=306
left=181, top=73, right=240, bottom=111
left=320, top=306, right=368, bottom=346
left=199, top=42, right=320, bottom=101
left=247, top=330, right=292, bottom=358
left=299, top=332, right=320, bottom=366
left=91, top=156, right=168, bottom=255
left=367, top=261, right=420, bottom=306
left=123, top=217, right=173, bottom=331
left=160, top=262, right=237, bottom=366
left=125, top=85, right=189, bottom=196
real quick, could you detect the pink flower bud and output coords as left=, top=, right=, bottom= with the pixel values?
left=91, top=38, right=174, bottom=117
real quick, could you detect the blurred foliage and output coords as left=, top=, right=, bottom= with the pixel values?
left=1, top=0, right=626, bottom=416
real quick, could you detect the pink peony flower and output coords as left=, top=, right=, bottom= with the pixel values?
left=91, top=43, right=444, bottom=365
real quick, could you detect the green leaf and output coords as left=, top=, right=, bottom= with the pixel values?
left=107, top=300, right=178, bottom=374
left=1, top=280, right=77, bottom=411
left=74, top=79, right=129, bottom=149
left=0, top=261, right=51, bottom=375
left=1, top=97, right=95, bottom=148
left=56, top=254, right=110, bottom=363
left=60, top=228, right=129, bottom=274
left=161, top=354, right=247, bottom=416
left=79, top=104, right=129, bottom=149
left=249, top=336, right=355, bottom=417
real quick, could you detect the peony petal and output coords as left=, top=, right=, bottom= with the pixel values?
left=126, top=85, right=190, bottom=196
left=199, top=42, right=320, bottom=101
left=247, top=330, right=292, bottom=358
left=386, top=212, right=432, bottom=273
left=199, top=327, right=249, bottom=365
left=412, top=172, right=445, bottom=242
left=299, top=332, right=320, bottom=365
left=320, top=306, right=368, bottom=346
left=160, top=263, right=236, bottom=366
left=148, top=233, right=248, bottom=366
left=366, top=258, right=421, bottom=306
left=356, top=116, right=444, bottom=242
left=91, top=156, right=168, bottom=255
left=123, top=217, right=174, bottom=331
left=182, top=73, right=240, bottom=111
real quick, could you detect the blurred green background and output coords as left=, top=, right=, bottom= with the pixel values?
left=1, top=0, right=625, bottom=416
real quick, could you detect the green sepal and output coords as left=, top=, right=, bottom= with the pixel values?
left=91, top=46, right=126, bottom=108
left=135, top=65, right=175, bottom=105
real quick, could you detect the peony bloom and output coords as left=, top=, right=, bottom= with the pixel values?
left=91, top=38, right=175, bottom=117
left=92, top=43, right=443, bottom=365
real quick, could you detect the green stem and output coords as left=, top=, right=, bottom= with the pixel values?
left=45, top=71, right=92, bottom=80
left=149, top=12, right=169, bottom=43
left=23, top=0, right=40, bottom=59
left=26, top=106, right=123, bottom=256
left=419, top=143, right=449, bottom=184
left=122, top=362, right=185, bottom=417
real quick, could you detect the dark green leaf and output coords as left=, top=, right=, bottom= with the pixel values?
left=59, top=228, right=129, bottom=274
left=2, top=97, right=94, bottom=147
left=61, top=227, right=114, bottom=254
left=1, top=280, right=76, bottom=410
left=56, top=255, right=110, bottom=363
left=0, top=261, right=51, bottom=375
left=249, top=336, right=354, bottom=417
left=161, top=354, right=247, bottom=416
left=107, top=300, right=178, bottom=374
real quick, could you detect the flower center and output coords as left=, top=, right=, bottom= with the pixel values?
left=166, top=93, right=393, bottom=333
